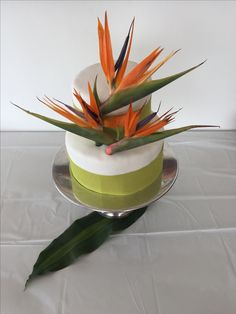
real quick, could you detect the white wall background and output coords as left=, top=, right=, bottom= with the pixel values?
left=1, top=0, right=236, bottom=130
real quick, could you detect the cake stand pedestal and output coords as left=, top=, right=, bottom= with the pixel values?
left=52, top=144, right=178, bottom=218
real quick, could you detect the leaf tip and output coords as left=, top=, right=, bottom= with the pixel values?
left=131, top=16, right=135, bottom=28
left=105, top=146, right=112, bottom=155
left=198, top=59, right=207, bottom=67
left=174, top=48, right=181, bottom=55
left=157, top=100, right=162, bottom=113
left=24, top=274, right=33, bottom=291
left=105, top=11, right=108, bottom=23
left=10, top=102, right=25, bottom=111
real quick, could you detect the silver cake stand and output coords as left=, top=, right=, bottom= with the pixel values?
left=52, top=144, right=178, bottom=218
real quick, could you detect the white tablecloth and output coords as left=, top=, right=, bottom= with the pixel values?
left=1, top=131, right=236, bottom=314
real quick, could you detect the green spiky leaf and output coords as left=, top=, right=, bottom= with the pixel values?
left=93, top=76, right=102, bottom=107
left=25, top=207, right=147, bottom=288
left=101, top=61, right=206, bottom=114
left=106, top=125, right=217, bottom=155
left=12, top=103, right=115, bottom=145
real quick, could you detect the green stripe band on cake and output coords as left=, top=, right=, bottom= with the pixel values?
left=70, top=168, right=162, bottom=210
left=69, top=146, right=163, bottom=195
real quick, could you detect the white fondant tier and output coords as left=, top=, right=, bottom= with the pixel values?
left=65, top=132, right=163, bottom=176
left=72, top=61, right=151, bottom=116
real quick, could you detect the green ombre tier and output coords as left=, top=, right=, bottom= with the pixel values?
left=70, top=166, right=163, bottom=210
left=69, top=147, right=163, bottom=195
left=68, top=62, right=163, bottom=197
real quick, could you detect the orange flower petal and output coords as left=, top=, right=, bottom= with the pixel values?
left=134, top=120, right=169, bottom=137
left=128, top=110, right=141, bottom=136
left=115, top=18, right=135, bottom=87
left=123, top=103, right=142, bottom=137
left=134, top=107, right=180, bottom=137
left=41, top=96, right=69, bottom=114
left=73, top=89, right=99, bottom=128
left=104, top=12, right=115, bottom=85
left=137, top=107, right=173, bottom=132
left=124, top=104, right=133, bottom=137
left=39, top=97, right=89, bottom=127
left=97, top=18, right=108, bottom=77
left=117, top=47, right=162, bottom=90
left=136, top=49, right=180, bottom=85
left=103, top=114, right=126, bottom=128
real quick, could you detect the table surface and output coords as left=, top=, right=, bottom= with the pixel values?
left=1, top=131, right=236, bottom=314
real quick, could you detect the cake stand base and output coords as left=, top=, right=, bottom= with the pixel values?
left=52, top=144, right=178, bottom=218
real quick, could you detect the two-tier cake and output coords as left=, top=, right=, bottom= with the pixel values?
left=16, top=12, right=206, bottom=198
left=66, top=61, right=163, bottom=195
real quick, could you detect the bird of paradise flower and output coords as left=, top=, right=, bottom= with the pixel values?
left=12, top=12, right=215, bottom=155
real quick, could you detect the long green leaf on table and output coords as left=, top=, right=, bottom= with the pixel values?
left=101, top=61, right=206, bottom=114
left=112, top=207, right=146, bottom=232
left=106, top=125, right=216, bottom=155
left=12, top=103, right=114, bottom=145
left=25, top=207, right=147, bottom=288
